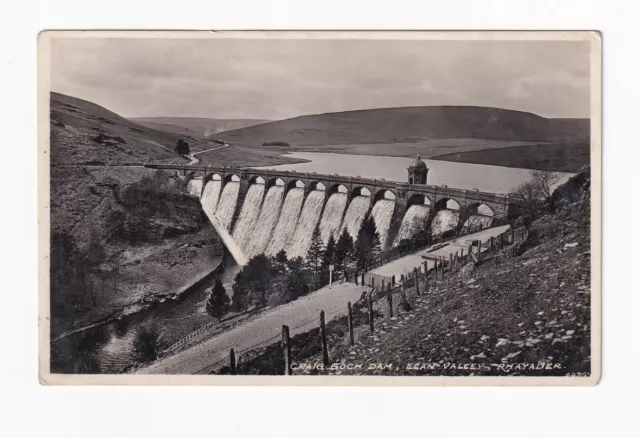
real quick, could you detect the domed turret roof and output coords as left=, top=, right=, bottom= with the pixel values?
left=409, top=154, right=427, bottom=169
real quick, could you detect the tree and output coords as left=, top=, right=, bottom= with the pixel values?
left=323, top=234, right=337, bottom=268
left=133, top=323, right=163, bottom=362
left=175, top=139, right=190, bottom=155
left=238, top=254, right=273, bottom=307
left=206, top=277, right=231, bottom=321
left=286, top=256, right=310, bottom=299
left=306, top=225, right=325, bottom=279
left=272, top=249, right=289, bottom=276
left=512, top=170, right=561, bottom=220
left=335, top=228, right=354, bottom=271
left=531, top=169, right=561, bottom=200
left=231, top=271, right=249, bottom=312
left=354, top=216, right=381, bottom=271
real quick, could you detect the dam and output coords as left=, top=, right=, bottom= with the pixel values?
left=159, top=155, right=517, bottom=265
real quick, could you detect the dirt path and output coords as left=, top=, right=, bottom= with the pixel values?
left=137, top=282, right=371, bottom=374
left=188, top=144, right=230, bottom=164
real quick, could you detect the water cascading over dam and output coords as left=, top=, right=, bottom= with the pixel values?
left=370, top=199, right=395, bottom=249
left=266, top=187, right=305, bottom=256
left=215, top=182, right=240, bottom=230
left=462, top=215, right=494, bottom=232
left=232, top=183, right=266, bottom=254
left=319, top=192, right=348, bottom=244
left=186, top=179, right=203, bottom=198
left=430, top=210, right=459, bottom=236
left=244, top=185, right=285, bottom=259
left=200, top=181, right=247, bottom=266
left=287, top=189, right=326, bottom=259
left=201, top=179, right=222, bottom=216
left=340, top=195, right=371, bottom=240
left=394, top=205, right=430, bottom=245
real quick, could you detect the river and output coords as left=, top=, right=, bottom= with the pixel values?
left=252, top=152, right=574, bottom=193
left=53, top=258, right=241, bottom=374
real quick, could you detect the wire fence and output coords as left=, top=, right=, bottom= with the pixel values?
left=189, top=224, right=529, bottom=376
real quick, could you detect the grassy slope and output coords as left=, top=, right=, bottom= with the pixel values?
left=213, top=106, right=589, bottom=146
left=131, top=117, right=271, bottom=138
left=430, top=143, right=590, bottom=173
left=327, top=198, right=591, bottom=376
left=50, top=92, right=220, bottom=164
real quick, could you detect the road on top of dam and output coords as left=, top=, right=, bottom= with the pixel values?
left=137, top=282, right=372, bottom=375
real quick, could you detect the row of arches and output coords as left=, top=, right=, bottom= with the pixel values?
left=200, top=173, right=495, bottom=217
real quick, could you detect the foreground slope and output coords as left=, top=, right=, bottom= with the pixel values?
left=229, top=170, right=592, bottom=377
left=214, top=106, right=589, bottom=146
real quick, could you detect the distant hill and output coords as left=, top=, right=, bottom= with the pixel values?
left=130, top=117, right=271, bottom=138
left=212, top=106, right=589, bottom=146
left=49, top=92, right=219, bottom=164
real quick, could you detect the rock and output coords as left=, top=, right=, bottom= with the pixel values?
left=461, top=263, right=476, bottom=277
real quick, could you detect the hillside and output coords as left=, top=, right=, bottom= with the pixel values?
left=213, top=106, right=589, bottom=146
left=131, top=117, right=271, bottom=138
left=49, top=92, right=219, bottom=164
left=223, top=170, right=592, bottom=377
left=431, top=142, right=591, bottom=173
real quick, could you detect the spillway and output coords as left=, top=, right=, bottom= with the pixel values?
left=215, top=182, right=239, bottom=230
left=369, top=199, right=395, bottom=249
left=340, top=196, right=371, bottom=241
left=186, top=179, right=203, bottom=198
left=430, top=210, right=459, bottom=236
left=462, top=215, right=494, bottom=232
left=245, top=185, right=285, bottom=259
left=232, top=183, right=265, bottom=254
left=319, top=192, right=348, bottom=244
left=266, top=188, right=305, bottom=256
left=287, top=190, right=325, bottom=259
left=394, top=204, right=430, bottom=245
left=201, top=180, right=222, bottom=216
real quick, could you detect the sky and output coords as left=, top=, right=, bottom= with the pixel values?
left=50, top=37, right=591, bottom=120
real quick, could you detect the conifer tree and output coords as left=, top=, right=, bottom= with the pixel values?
left=335, top=228, right=355, bottom=271
left=323, top=234, right=337, bottom=268
left=206, top=276, right=230, bottom=321
left=306, top=224, right=325, bottom=279
left=354, top=216, right=381, bottom=271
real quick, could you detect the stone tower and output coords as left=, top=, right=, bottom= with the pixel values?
left=407, top=154, right=429, bottom=185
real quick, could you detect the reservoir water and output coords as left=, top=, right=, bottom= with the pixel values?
left=253, top=152, right=574, bottom=194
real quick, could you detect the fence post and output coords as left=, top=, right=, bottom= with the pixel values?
left=387, top=283, right=394, bottom=317
left=434, top=258, right=438, bottom=279
left=441, top=257, right=445, bottom=279
left=423, top=261, right=429, bottom=290
left=401, top=275, right=407, bottom=303
left=320, top=310, right=329, bottom=367
left=490, top=236, right=494, bottom=253
left=392, top=275, right=396, bottom=286
left=361, top=273, right=365, bottom=286
left=347, top=302, right=354, bottom=346
left=229, top=348, right=236, bottom=375
left=368, top=292, right=374, bottom=332
left=413, top=267, right=420, bottom=295
left=449, top=253, right=453, bottom=273
left=381, top=279, right=385, bottom=291
left=282, top=325, right=292, bottom=375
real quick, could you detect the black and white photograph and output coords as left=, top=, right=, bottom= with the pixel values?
left=38, top=31, right=601, bottom=384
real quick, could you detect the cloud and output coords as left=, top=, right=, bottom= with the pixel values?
left=50, top=37, right=591, bottom=120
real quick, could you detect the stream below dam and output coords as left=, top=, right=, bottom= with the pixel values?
left=52, top=257, right=241, bottom=374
